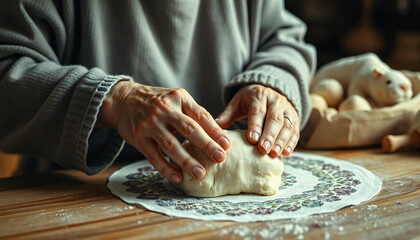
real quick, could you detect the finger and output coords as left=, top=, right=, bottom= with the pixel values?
left=153, top=127, right=206, bottom=179
left=247, top=98, right=267, bottom=145
left=258, top=103, right=283, bottom=154
left=270, top=116, right=294, bottom=157
left=282, top=132, right=299, bottom=157
left=215, top=101, right=241, bottom=130
left=182, top=95, right=230, bottom=150
left=169, top=112, right=227, bottom=163
left=139, top=138, right=183, bottom=183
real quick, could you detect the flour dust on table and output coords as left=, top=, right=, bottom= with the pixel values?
left=107, top=152, right=382, bottom=222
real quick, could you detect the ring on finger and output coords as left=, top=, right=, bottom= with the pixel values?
left=284, top=115, right=295, bottom=126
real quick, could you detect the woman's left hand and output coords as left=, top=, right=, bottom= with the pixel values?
left=216, top=84, right=299, bottom=157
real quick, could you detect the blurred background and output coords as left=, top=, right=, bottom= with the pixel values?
left=286, top=0, right=420, bottom=71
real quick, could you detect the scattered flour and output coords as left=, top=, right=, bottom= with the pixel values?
left=216, top=203, right=404, bottom=239
left=124, top=198, right=418, bottom=239
left=219, top=228, right=229, bottom=236
left=152, top=220, right=218, bottom=236
left=218, top=221, right=309, bottom=239
left=125, top=205, right=136, bottom=210
left=233, top=225, right=251, bottom=237
left=367, top=205, right=378, bottom=210
left=324, top=231, right=330, bottom=240
left=258, top=228, right=277, bottom=239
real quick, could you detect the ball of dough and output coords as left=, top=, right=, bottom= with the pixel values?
left=172, top=130, right=283, bottom=197
left=338, top=95, right=372, bottom=112
left=312, top=78, right=344, bottom=108
left=310, top=93, right=328, bottom=109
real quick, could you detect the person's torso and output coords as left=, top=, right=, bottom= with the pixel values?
left=70, top=0, right=254, bottom=117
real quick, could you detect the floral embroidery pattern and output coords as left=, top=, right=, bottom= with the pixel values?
left=121, top=155, right=361, bottom=217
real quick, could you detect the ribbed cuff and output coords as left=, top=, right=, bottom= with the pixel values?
left=61, top=69, right=132, bottom=175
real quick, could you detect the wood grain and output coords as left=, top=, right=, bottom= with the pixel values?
left=0, top=148, right=419, bottom=240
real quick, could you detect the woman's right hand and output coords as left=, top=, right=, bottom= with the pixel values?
left=96, top=81, right=230, bottom=183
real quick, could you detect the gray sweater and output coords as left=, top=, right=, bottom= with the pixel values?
left=0, top=0, right=316, bottom=174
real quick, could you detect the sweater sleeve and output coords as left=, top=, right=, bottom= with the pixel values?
left=0, top=1, right=128, bottom=174
left=223, top=0, right=316, bottom=130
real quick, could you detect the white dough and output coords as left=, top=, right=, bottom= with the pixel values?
left=172, top=130, right=284, bottom=197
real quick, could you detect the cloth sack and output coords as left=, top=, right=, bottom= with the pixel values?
left=300, top=71, right=420, bottom=149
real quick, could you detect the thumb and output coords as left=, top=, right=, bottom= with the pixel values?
left=216, top=102, right=240, bottom=129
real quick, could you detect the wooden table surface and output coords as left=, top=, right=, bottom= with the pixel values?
left=1, top=148, right=419, bottom=240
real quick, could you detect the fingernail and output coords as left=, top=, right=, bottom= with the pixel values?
left=285, top=146, right=292, bottom=153
left=251, top=131, right=260, bottom=142
left=263, top=140, right=271, bottom=152
left=218, top=136, right=230, bottom=149
left=213, top=149, right=224, bottom=162
left=193, top=166, right=205, bottom=178
left=171, top=174, right=181, bottom=183
left=274, top=145, right=281, bottom=155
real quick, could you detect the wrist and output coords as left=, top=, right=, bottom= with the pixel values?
left=95, top=80, right=131, bottom=129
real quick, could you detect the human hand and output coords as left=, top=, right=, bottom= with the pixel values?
left=216, top=84, right=299, bottom=157
left=97, top=81, right=230, bottom=182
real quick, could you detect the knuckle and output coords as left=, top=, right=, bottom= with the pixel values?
left=146, top=153, right=160, bottom=167
left=284, top=121, right=294, bottom=130
left=277, top=134, right=288, bottom=144
left=171, top=88, right=187, bottom=97
left=268, top=112, right=283, bottom=124
left=149, top=103, right=160, bottom=115
left=261, top=87, right=270, bottom=95
left=249, top=105, right=265, bottom=117
left=160, top=137, right=177, bottom=153
left=180, top=158, right=191, bottom=169
left=253, top=85, right=265, bottom=94
left=196, top=108, right=211, bottom=122
left=255, top=86, right=270, bottom=99
left=276, top=139, right=286, bottom=148
left=182, top=121, right=198, bottom=137
left=265, top=131, right=277, bottom=141
left=273, top=93, right=286, bottom=102
left=154, top=98, right=171, bottom=113
left=251, top=122, right=263, bottom=130
left=158, top=167, right=168, bottom=178
left=134, top=88, right=145, bottom=97
left=202, top=140, right=212, bottom=154
left=252, top=93, right=265, bottom=103
left=210, top=127, right=224, bottom=139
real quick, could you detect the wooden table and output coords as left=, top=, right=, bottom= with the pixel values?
left=1, top=148, right=419, bottom=239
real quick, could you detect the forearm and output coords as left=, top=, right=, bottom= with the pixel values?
left=0, top=56, right=129, bottom=174
left=0, top=0, right=134, bottom=174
